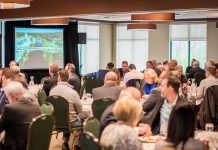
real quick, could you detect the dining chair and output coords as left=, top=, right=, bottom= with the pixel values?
left=47, top=95, right=83, bottom=150
left=26, top=114, right=55, bottom=150
left=40, top=102, right=54, bottom=115
left=91, top=98, right=115, bottom=121
left=79, top=117, right=100, bottom=150
left=80, top=77, right=104, bottom=98
left=38, top=89, right=47, bottom=106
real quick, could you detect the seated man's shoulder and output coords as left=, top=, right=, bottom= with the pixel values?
left=92, top=86, right=103, bottom=92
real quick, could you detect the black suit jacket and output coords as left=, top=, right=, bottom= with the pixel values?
left=68, top=73, right=81, bottom=94
left=42, top=73, right=58, bottom=95
left=187, top=67, right=205, bottom=79
left=99, top=104, right=116, bottom=138
left=0, top=98, right=41, bottom=150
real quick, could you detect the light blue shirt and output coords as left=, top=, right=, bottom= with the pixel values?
left=160, top=95, right=178, bottom=135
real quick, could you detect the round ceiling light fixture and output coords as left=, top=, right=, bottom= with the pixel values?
left=127, top=23, right=157, bottom=30
left=131, top=13, right=175, bottom=22
left=0, top=0, right=30, bottom=9
left=31, top=18, right=69, bottom=25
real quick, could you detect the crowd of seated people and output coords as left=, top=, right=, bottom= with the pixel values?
left=0, top=57, right=217, bottom=150
left=90, top=58, right=217, bottom=150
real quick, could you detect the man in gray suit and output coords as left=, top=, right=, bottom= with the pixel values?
left=92, top=72, right=124, bottom=101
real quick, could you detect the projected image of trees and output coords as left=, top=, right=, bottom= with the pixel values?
left=15, top=28, right=64, bottom=69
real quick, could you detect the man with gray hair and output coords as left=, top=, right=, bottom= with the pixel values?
left=92, top=72, right=124, bottom=101
left=187, top=60, right=205, bottom=79
left=65, top=63, right=81, bottom=93
left=0, top=81, right=40, bottom=149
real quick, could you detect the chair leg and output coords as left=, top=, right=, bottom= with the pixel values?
left=70, top=131, right=77, bottom=150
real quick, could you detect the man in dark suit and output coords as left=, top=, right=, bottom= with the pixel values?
left=86, top=62, right=114, bottom=79
left=42, top=63, right=59, bottom=95
left=0, top=81, right=40, bottom=150
left=92, top=72, right=124, bottom=100
left=65, top=63, right=81, bottom=93
left=186, top=60, right=205, bottom=79
left=118, top=60, right=129, bottom=79
left=142, top=75, right=189, bottom=135
left=185, top=58, right=196, bottom=74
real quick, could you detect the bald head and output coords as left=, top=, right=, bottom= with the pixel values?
left=119, top=87, right=141, bottom=101
left=104, top=72, right=118, bottom=85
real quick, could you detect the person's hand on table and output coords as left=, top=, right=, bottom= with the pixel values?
left=138, top=123, right=152, bottom=136
left=142, top=94, right=149, bottom=101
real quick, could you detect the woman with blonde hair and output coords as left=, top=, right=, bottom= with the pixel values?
left=100, top=96, right=143, bottom=150
left=141, top=69, right=158, bottom=99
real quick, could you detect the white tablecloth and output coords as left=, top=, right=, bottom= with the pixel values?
left=28, top=84, right=42, bottom=97
left=142, top=131, right=218, bottom=150
left=81, top=95, right=93, bottom=118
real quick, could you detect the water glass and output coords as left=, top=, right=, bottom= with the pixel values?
left=205, top=123, right=214, bottom=132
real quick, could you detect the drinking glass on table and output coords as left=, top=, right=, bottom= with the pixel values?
left=29, top=76, right=35, bottom=86
left=205, top=123, right=214, bottom=132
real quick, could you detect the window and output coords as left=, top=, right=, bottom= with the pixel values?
left=78, top=23, right=99, bottom=74
left=116, top=24, right=149, bottom=71
left=170, top=24, right=207, bottom=70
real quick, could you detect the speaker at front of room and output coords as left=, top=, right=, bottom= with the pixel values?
left=78, top=33, right=87, bottom=44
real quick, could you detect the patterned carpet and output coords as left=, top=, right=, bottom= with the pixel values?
left=49, top=132, right=80, bottom=150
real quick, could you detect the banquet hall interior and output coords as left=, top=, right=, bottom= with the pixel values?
left=0, top=0, right=218, bottom=150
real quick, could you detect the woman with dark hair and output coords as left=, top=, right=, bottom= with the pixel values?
left=155, top=104, right=208, bottom=150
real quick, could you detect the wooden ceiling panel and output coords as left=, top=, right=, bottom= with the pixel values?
left=0, top=0, right=218, bottom=20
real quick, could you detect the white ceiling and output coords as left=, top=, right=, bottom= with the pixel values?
left=71, top=10, right=218, bottom=23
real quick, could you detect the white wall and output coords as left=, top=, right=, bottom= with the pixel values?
left=98, top=22, right=218, bottom=68
left=207, top=22, right=218, bottom=62
left=99, top=23, right=113, bottom=68
left=148, top=23, right=170, bottom=62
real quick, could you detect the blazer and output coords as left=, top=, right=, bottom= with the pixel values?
left=68, top=73, right=81, bottom=94
left=199, top=85, right=218, bottom=129
left=142, top=88, right=162, bottom=113
left=0, top=89, right=8, bottom=113
left=140, top=81, right=158, bottom=96
left=187, top=67, right=205, bottom=79
left=86, top=69, right=108, bottom=79
left=42, top=73, right=58, bottom=95
left=145, top=94, right=188, bottom=135
left=99, top=104, right=116, bottom=137
left=92, top=83, right=124, bottom=101
left=0, top=98, right=41, bottom=150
